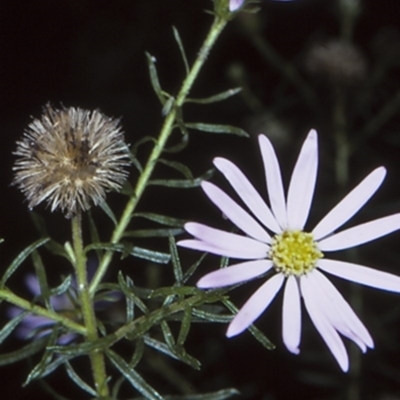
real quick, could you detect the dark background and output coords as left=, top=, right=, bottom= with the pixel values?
left=1, top=0, right=400, bottom=399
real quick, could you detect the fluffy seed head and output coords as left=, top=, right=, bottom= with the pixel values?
left=13, top=104, right=131, bottom=218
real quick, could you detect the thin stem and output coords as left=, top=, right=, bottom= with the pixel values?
left=0, top=288, right=86, bottom=335
left=89, top=15, right=228, bottom=295
left=71, top=213, right=109, bottom=397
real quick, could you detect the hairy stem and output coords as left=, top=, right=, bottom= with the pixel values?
left=71, top=213, right=109, bottom=397
left=90, top=15, right=228, bottom=295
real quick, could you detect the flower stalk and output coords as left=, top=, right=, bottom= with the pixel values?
left=71, top=213, right=109, bottom=397
left=89, top=15, right=229, bottom=295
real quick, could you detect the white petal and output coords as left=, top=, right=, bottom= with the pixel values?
left=201, top=181, right=271, bottom=243
left=226, top=273, right=285, bottom=337
left=309, top=270, right=373, bottom=351
left=318, top=258, right=400, bottom=292
left=197, top=260, right=274, bottom=288
left=183, top=222, right=269, bottom=257
left=229, top=0, right=244, bottom=11
left=214, top=157, right=281, bottom=233
left=258, top=134, right=287, bottom=229
left=286, top=129, right=318, bottom=230
left=178, top=239, right=265, bottom=259
left=300, top=274, right=349, bottom=372
left=312, top=167, right=386, bottom=240
left=318, top=213, right=400, bottom=251
left=282, top=276, right=301, bottom=354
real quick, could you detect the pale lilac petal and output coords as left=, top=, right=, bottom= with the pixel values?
left=282, top=276, right=301, bottom=354
left=227, top=273, right=285, bottom=337
left=229, top=0, right=244, bottom=11
left=318, top=214, right=400, bottom=251
left=318, top=259, right=400, bottom=292
left=181, top=222, right=269, bottom=258
left=286, top=129, right=318, bottom=230
left=214, top=157, right=281, bottom=233
left=312, top=167, right=386, bottom=241
left=197, top=260, right=274, bottom=288
left=300, top=274, right=349, bottom=372
left=178, top=239, right=267, bottom=259
left=258, top=134, right=287, bottom=229
left=201, top=182, right=271, bottom=243
left=309, top=270, right=373, bottom=351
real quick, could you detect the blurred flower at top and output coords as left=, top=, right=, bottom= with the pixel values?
left=8, top=274, right=78, bottom=344
left=229, top=0, right=295, bottom=12
left=178, top=129, right=400, bottom=372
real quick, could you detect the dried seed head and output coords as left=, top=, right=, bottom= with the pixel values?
left=13, top=105, right=131, bottom=218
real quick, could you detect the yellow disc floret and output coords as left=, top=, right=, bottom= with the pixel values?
left=269, top=230, right=323, bottom=276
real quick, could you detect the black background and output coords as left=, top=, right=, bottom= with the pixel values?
left=1, top=0, right=400, bottom=399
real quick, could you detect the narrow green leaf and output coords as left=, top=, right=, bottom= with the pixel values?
left=107, top=349, right=164, bottom=400
left=85, top=242, right=171, bottom=264
left=143, top=335, right=179, bottom=360
left=0, top=336, right=48, bottom=366
left=130, top=337, right=145, bottom=368
left=158, top=159, right=194, bottom=180
left=163, top=388, right=240, bottom=400
left=0, top=311, right=29, bottom=345
left=175, top=107, right=189, bottom=136
left=164, top=132, right=189, bottom=153
left=162, top=95, right=175, bottom=117
left=64, top=241, right=76, bottom=265
left=192, top=308, right=231, bottom=323
left=186, top=122, right=249, bottom=137
left=161, top=320, right=176, bottom=348
left=148, top=168, right=214, bottom=188
left=118, top=271, right=149, bottom=314
left=30, top=212, right=68, bottom=259
left=125, top=275, right=135, bottom=322
left=24, top=329, right=60, bottom=385
left=32, top=250, right=51, bottom=310
left=31, top=275, right=72, bottom=305
left=186, top=87, right=242, bottom=104
left=146, top=52, right=166, bottom=105
left=177, top=307, right=192, bottom=346
left=65, top=361, right=97, bottom=396
left=1, top=238, right=50, bottom=287
left=131, top=246, right=171, bottom=264
left=123, top=228, right=184, bottom=238
left=132, top=212, right=186, bottom=227
left=150, top=286, right=201, bottom=298
left=222, top=299, right=275, bottom=350
left=182, top=254, right=207, bottom=284
left=49, top=335, right=115, bottom=357
left=172, top=26, right=189, bottom=76
left=169, top=235, right=183, bottom=285
left=99, top=201, right=118, bottom=226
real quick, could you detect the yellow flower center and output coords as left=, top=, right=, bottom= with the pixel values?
left=269, top=230, right=323, bottom=276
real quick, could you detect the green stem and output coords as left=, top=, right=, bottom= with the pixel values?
left=0, top=288, right=86, bottom=335
left=71, top=213, right=109, bottom=397
left=89, top=15, right=228, bottom=296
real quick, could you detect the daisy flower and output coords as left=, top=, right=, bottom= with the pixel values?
left=178, top=129, right=400, bottom=371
